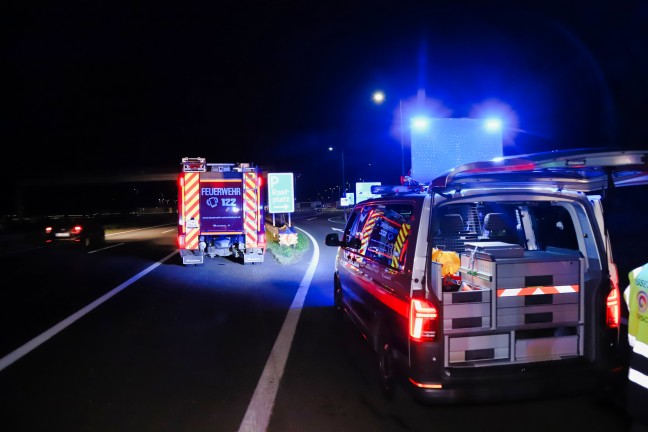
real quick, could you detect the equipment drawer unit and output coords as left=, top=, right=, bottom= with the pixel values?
left=447, top=333, right=510, bottom=365
left=446, top=332, right=581, bottom=366
left=460, top=251, right=582, bottom=326
left=460, top=254, right=496, bottom=289
left=495, top=253, right=582, bottom=329
left=515, top=334, right=580, bottom=362
left=459, top=241, right=524, bottom=289
left=443, top=289, right=491, bottom=332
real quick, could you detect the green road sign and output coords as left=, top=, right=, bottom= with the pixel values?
left=267, top=172, right=295, bottom=213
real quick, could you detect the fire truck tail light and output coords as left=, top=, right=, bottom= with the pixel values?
left=409, top=298, right=438, bottom=341
left=258, top=233, right=266, bottom=248
left=178, top=235, right=186, bottom=249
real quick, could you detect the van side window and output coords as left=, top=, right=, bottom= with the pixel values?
left=343, top=207, right=362, bottom=245
left=362, top=204, right=413, bottom=270
left=343, top=205, right=378, bottom=248
left=529, top=205, right=579, bottom=251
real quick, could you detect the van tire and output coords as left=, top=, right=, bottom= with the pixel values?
left=333, top=273, right=343, bottom=315
left=378, top=340, right=396, bottom=400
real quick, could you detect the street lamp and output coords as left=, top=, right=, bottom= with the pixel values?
left=328, top=147, right=345, bottom=198
left=372, top=90, right=405, bottom=177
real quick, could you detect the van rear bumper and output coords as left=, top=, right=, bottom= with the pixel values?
left=405, top=359, right=625, bottom=404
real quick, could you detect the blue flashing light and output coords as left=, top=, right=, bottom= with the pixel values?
left=484, top=118, right=502, bottom=132
left=412, top=117, right=430, bottom=131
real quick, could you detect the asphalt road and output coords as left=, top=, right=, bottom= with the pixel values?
left=0, top=211, right=637, bottom=432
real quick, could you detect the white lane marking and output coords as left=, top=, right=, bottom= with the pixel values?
left=105, top=223, right=174, bottom=237
left=0, top=250, right=178, bottom=372
left=237, top=227, right=319, bottom=432
left=88, top=242, right=125, bottom=254
left=307, top=217, right=318, bottom=220
left=90, top=224, right=174, bottom=253
left=332, top=227, right=344, bottom=233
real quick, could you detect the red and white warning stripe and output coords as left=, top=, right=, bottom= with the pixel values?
left=182, top=172, right=201, bottom=250
left=243, top=172, right=258, bottom=247
left=497, top=284, right=579, bottom=297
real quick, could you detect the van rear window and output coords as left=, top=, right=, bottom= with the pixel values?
left=432, top=202, right=579, bottom=254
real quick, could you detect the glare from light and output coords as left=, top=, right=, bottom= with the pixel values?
left=328, top=146, right=333, bottom=151
left=469, top=99, right=519, bottom=145
left=484, top=118, right=502, bottom=132
left=411, top=117, right=430, bottom=131
left=372, top=90, right=385, bottom=104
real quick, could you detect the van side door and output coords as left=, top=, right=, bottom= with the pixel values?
left=355, top=202, right=416, bottom=348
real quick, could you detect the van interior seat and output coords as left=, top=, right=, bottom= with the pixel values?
left=440, top=214, right=465, bottom=233
left=437, top=213, right=467, bottom=252
left=483, top=212, right=514, bottom=242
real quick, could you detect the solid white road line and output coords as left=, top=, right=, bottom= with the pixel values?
left=88, top=242, right=125, bottom=254
left=0, top=250, right=178, bottom=372
left=104, top=223, right=174, bottom=237
left=237, top=227, right=319, bottom=432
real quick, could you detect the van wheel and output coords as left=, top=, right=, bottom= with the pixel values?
left=333, top=274, right=343, bottom=314
left=378, top=341, right=396, bottom=400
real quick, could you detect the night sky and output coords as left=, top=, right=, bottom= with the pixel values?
left=4, top=1, right=647, bottom=208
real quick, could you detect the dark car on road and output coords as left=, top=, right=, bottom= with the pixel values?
left=44, top=216, right=105, bottom=248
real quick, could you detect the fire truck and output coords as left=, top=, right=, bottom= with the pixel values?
left=177, top=157, right=266, bottom=265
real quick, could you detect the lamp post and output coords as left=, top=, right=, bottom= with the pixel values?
left=372, top=90, right=405, bottom=177
left=328, top=147, right=345, bottom=198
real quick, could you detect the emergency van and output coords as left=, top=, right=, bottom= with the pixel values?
left=325, top=148, right=647, bottom=403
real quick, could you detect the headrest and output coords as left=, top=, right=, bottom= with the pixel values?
left=440, top=214, right=465, bottom=233
left=484, top=213, right=506, bottom=232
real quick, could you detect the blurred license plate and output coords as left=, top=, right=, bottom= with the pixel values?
left=55, top=233, right=70, bottom=237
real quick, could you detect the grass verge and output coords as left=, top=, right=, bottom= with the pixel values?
left=265, top=225, right=310, bottom=265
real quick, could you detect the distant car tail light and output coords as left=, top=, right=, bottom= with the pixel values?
left=73, top=225, right=83, bottom=234
left=606, top=282, right=621, bottom=329
left=409, top=298, right=438, bottom=341
left=45, top=226, right=52, bottom=233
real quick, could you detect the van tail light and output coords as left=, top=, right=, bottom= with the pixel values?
left=606, top=282, right=621, bottom=330
left=258, top=233, right=267, bottom=248
left=409, top=298, right=438, bottom=341
left=606, top=262, right=621, bottom=330
left=178, top=235, right=186, bottom=249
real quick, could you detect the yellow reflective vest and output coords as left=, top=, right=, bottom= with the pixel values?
left=624, top=263, right=648, bottom=392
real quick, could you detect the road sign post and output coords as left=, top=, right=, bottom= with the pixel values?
left=267, top=172, right=295, bottom=216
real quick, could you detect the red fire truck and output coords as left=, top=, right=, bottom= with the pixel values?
left=177, top=157, right=266, bottom=265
